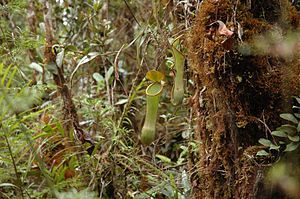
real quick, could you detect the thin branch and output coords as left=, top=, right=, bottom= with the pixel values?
left=123, top=0, right=141, bottom=27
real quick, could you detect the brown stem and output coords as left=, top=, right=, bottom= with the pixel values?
left=43, top=0, right=94, bottom=148
left=27, top=0, right=38, bottom=84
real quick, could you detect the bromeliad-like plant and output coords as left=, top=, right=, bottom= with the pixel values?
left=141, top=70, right=165, bottom=145
left=257, top=97, right=300, bottom=156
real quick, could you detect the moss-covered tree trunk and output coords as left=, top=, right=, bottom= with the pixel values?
left=188, top=0, right=300, bottom=198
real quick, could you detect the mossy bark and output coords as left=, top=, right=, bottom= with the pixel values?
left=187, top=0, right=300, bottom=198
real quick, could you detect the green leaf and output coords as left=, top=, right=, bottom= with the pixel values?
left=295, top=113, right=300, bottom=119
left=292, top=106, right=300, bottom=110
left=288, top=135, right=300, bottom=142
left=33, top=132, right=50, bottom=140
left=258, top=138, right=272, bottom=146
left=294, top=97, right=300, bottom=105
left=70, top=52, right=100, bottom=81
left=78, top=52, right=99, bottom=66
left=280, top=113, right=298, bottom=124
left=297, top=122, right=300, bottom=133
left=92, top=73, right=104, bottom=82
left=256, top=150, right=269, bottom=156
left=105, top=66, right=114, bottom=82
left=284, top=142, right=300, bottom=152
left=271, top=130, right=287, bottom=137
left=270, top=144, right=280, bottom=150
left=115, top=98, right=128, bottom=105
left=155, top=154, right=171, bottom=163
left=29, top=62, right=43, bottom=73
left=277, top=125, right=297, bottom=135
left=0, top=183, right=18, bottom=188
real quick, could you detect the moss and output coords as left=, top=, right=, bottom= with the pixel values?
left=187, top=0, right=300, bottom=198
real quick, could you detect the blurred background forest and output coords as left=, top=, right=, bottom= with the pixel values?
left=0, top=0, right=300, bottom=198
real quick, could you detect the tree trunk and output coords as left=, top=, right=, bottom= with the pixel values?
left=188, top=0, right=300, bottom=198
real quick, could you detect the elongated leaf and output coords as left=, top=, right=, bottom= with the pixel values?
left=271, top=130, right=287, bottom=137
left=155, top=154, right=171, bottom=163
left=105, top=66, right=114, bottom=82
left=29, top=62, right=43, bottom=73
left=270, top=144, right=280, bottom=150
left=293, top=106, right=300, bottom=110
left=258, top=138, right=272, bottom=146
left=256, top=150, right=269, bottom=156
left=0, top=183, right=18, bottom=188
left=115, top=98, right=128, bottom=105
left=284, top=142, right=299, bottom=152
left=297, top=122, right=300, bottom=133
left=295, top=113, right=300, bottom=119
left=295, top=97, right=300, bottom=105
left=277, top=125, right=297, bottom=135
left=70, top=52, right=100, bottom=82
left=288, top=135, right=300, bottom=142
left=280, top=113, right=298, bottom=124
left=78, top=52, right=100, bottom=66
left=92, top=73, right=104, bottom=82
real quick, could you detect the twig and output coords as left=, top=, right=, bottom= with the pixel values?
left=123, top=0, right=141, bottom=27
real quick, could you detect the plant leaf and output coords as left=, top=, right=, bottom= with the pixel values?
left=271, top=130, right=287, bottom=137
left=256, top=150, right=269, bottom=156
left=284, top=142, right=300, bottom=152
left=115, top=98, right=128, bottom=105
left=29, top=62, right=43, bottom=73
left=288, top=135, right=300, bottom=142
left=258, top=138, right=272, bottom=146
left=294, top=97, right=300, bottom=105
left=280, top=113, right=298, bottom=124
left=0, top=183, right=18, bottom=188
left=270, top=144, right=280, bottom=150
left=70, top=52, right=100, bottom=82
left=105, top=66, right=114, bottom=82
left=78, top=52, right=99, bottom=66
left=92, top=73, right=104, bottom=82
left=277, top=125, right=297, bottom=135
left=155, top=154, right=171, bottom=163
left=297, top=122, right=300, bottom=133
left=292, top=105, right=300, bottom=110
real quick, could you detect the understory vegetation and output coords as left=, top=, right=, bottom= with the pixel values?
left=0, top=0, right=299, bottom=198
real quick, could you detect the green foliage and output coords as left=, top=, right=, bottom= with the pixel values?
left=56, top=188, right=97, bottom=199
left=0, top=0, right=196, bottom=198
left=257, top=96, right=300, bottom=156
